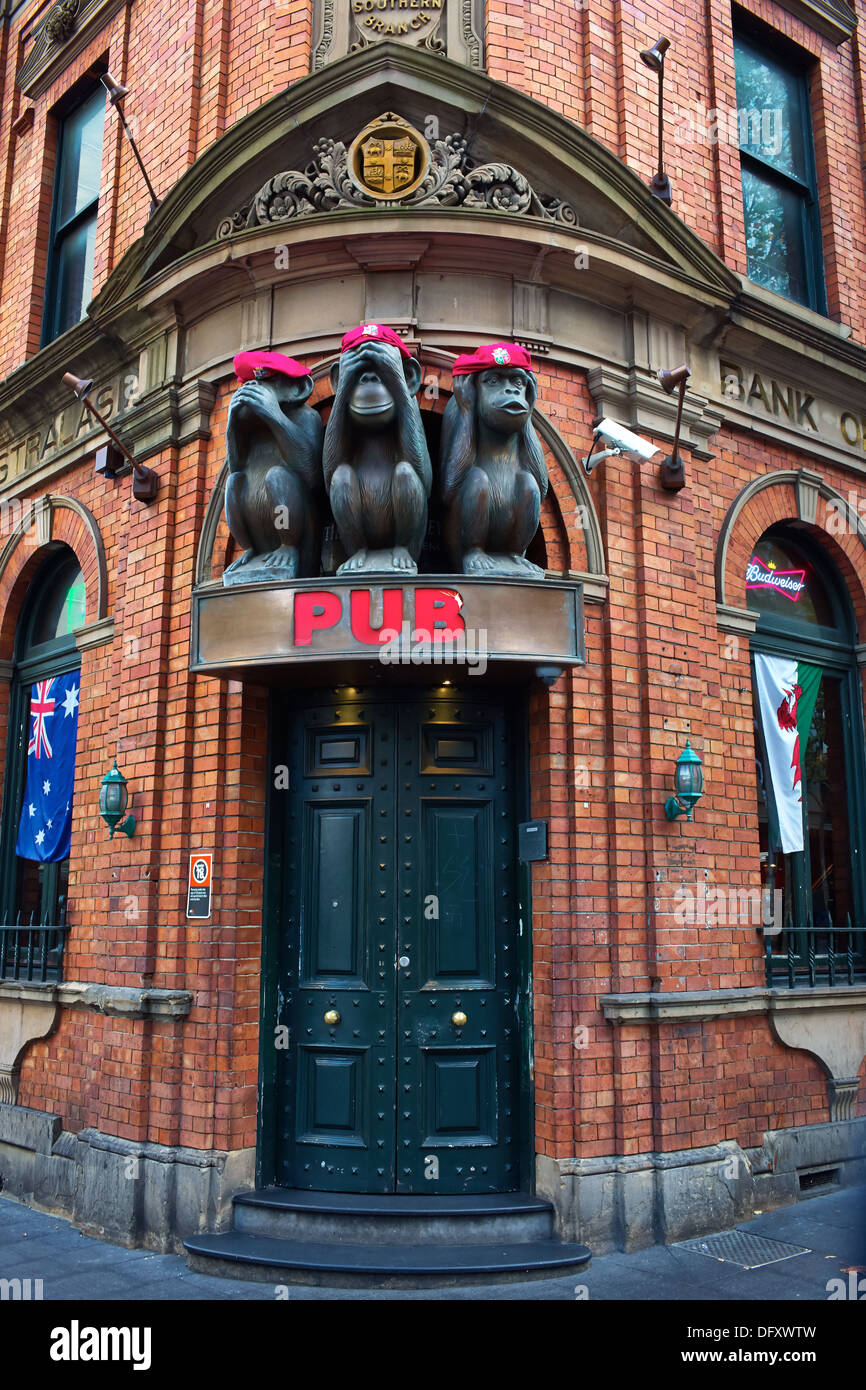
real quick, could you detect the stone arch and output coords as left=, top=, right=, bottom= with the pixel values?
left=196, top=347, right=605, bottom=586
left=0, top=495, right=109, bottom=661
left=717, top=468, right=866, bottom=637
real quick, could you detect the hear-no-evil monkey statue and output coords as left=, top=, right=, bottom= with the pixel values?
left=222, top=351, right=324, bottom=586
left=440, top=342, right=548, bottom=577
left=323, top=324, right=431, bottom=575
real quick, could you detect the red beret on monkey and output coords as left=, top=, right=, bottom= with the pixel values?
left=340, top=323, right=413, bottom=358
left=233, top=351, right=310, bottom=381
left=451, top=342, right=533, bottom=376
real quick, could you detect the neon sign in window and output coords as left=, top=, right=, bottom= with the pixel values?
left=746, top=555, right=806, bottom=602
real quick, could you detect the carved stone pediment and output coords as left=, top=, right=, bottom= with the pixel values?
left=216, top=111, right=577, bottom=239
left=17, top=0, right=126, bottom=99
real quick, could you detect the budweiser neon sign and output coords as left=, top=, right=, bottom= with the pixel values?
left=745, top=556, right=806, bottom=601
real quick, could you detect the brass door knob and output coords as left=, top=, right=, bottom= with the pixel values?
left=451, top=1010, right=467, bottom=1027
left=324, top=1009, right=341, bottom=1025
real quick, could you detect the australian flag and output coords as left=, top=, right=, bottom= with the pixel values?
left=15, top=672, right=80, bottom=863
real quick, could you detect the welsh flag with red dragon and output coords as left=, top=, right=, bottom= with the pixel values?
left=753, top=654, right=822, bottom=854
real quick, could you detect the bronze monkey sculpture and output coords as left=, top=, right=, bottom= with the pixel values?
left=440, top=342, right=548, bottom=577
left=323, top=324, right=431, bottom=575
left=223, top=351, right=324, bottom=585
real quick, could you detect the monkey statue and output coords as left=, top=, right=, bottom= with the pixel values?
left=222, top=350, right=324, bottom=586
left=440, top=342, right=548, bottom=577
left=323, top=324, right=431, bottom=574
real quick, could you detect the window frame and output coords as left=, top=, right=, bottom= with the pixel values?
left=733, top=25, right=827, bottom=316
left=0, top=549, right=83, bottom=931
left=40, top=83, right=106, bottom=347
left=749, top=530, right=866, bottom=976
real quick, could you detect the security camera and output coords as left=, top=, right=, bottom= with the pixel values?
left=582, top=418, right=661, bottom=475
left=593, top=418, right=662, bottom=462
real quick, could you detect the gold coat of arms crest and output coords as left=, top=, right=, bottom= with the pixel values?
left=361, top=134, right=418, bottom=196
left=348, top=113, right=431, bottom=201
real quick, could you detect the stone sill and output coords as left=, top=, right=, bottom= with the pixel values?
left=0, top=980, right=193, bottom=1019
left=601, top=984, right=866, bottom=1024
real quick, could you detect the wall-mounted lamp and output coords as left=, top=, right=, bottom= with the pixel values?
left=639, top=37, right=673, bottom=206
left=656, top=363, right=691, bottom=491
left=664, top=741, right=704, bottom=822
left=61, top=373, right=159, bottom=502
left=100, top=71, right=161, bottom=215
left=99, top=760, right=137, bottom=839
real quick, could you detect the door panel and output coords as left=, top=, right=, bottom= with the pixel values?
left=301, top=802, right=369, bottom=981
left=276, top=688, right=521, bottom=1195
left=296, top=1047, right=369, bottom=1145
left=279, top=701, right=396, bottom=1193
left=420, top=802, right=494, bottom=982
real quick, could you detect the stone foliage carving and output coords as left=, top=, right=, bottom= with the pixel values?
left=216, top=125, right=577, bottom=238
left=44, top=0, right=80, bottom=44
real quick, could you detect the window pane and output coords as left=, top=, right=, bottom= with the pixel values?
left=805, top=678, right=853, bottom=933
left=734, top=37, right=806, bottom=182
left=56, top=88, right=105, bottom=228
left=53, top=213, right=97, bottom=336
left=741, top=163, right=809, bottom=306
left=13, top=854, right=69, bottom=929
left=747, top=537, right=835, bottom=628
left=15, top=855, right=43, bottom=923
left=29, top=560, right=86, bottom=646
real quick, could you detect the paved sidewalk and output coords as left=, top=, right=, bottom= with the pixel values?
left=0, top=1184, right=863, bottom=1300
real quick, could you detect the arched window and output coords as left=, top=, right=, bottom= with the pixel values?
left=0, top=548, right=84, bottom=981
left=749, top=526, right=865, bottom=983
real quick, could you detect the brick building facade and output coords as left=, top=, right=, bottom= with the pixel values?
left=0, top=0, right=864, bottom=1280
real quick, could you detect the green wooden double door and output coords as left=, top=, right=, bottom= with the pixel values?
left=269, top=686, right=524, bottom=1195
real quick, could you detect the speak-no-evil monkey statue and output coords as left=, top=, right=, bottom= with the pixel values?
left=441, top=342, right=548, bottom=577
left=222, top=351, right=324, bottom=586
left=323, top=324, right=432, bottom=575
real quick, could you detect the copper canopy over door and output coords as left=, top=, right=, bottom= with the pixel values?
left=272, top=686, right=522, bottom=1194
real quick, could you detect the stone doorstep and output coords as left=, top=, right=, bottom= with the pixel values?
left=0, top=1104, right=863, bottom=1257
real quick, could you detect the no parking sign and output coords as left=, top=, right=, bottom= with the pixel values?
left=186, top=853, right=213, bottom=919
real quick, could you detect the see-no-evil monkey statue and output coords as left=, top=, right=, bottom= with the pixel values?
left=440, top=342, right=548, bottom=577
left=323, top=324, right=431, bottom=575
left=223, top=351, right=324, bottom=585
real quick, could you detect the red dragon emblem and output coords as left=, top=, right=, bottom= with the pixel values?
left=776, top=683, right=801, bottom=732
left=777, top=683, right=803, bottom=793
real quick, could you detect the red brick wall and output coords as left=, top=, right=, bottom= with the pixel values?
left=13, top=349, right=862, bottom=1165
left=2, top=2, right=865, bottom=1169
left=2, top=0, right=866, bottom=377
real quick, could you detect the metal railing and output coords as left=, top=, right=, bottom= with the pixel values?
left=0, top=920, right=67, bottom=983
left=764, top=915, right=865, bottom=988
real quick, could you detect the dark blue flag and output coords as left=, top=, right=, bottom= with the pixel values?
left=15, top=672, right=80, bottom=863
